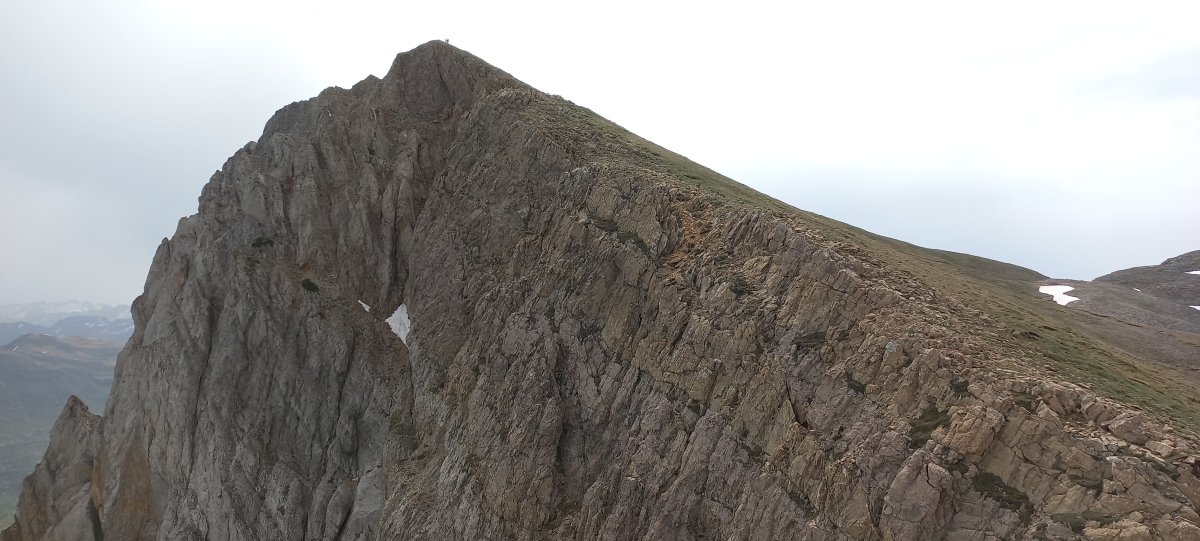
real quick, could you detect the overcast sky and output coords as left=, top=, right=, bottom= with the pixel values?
left=1, top=1, right=1197, bottom=305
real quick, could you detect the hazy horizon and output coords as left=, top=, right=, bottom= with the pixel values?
left=2, top=1, right=1198, bottom=305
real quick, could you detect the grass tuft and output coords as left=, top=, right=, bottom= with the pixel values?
left=972, top=472, right=1031, bottom=518
left=909, top=405, right=951, bottom=449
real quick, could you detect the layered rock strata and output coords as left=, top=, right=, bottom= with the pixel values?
left=6, top=41, right=1199, bottom=540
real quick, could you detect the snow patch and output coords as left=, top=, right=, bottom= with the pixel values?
left=1134, top=288, right=1142, bottom=292
left=1188, top=271, right=1200, bottom=275
left=387, top=304, right=411, bottom=344
left=1039, top=285, right=1080, bottom=306
left=1192, top=306, right=1200, bottom=311
left=358, top=300, right=371, bottom=312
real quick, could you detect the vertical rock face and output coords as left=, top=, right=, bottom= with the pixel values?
left=6, top=41, right=1200, bottom=540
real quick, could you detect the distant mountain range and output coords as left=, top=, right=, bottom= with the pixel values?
left=0, top=302, right=130, bottom=327
left=0, top=302, right=133, bottom=345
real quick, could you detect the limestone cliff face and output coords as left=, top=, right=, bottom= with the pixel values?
left=6, top=42, right=1200, bottom=540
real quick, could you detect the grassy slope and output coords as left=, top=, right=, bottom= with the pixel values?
left=541, top=99, right=1200, bottom=431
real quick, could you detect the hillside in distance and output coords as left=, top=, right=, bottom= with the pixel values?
left=1095, top=250, right=1200, bottom=308
left=1025, top=251, right=1200, bottom=395
left=0, top=318, right=134, bottom=346
left=6, top=42, right=1200, bottom=540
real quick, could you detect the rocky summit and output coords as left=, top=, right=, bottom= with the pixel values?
left=5, top=41, right=1200, bottom=540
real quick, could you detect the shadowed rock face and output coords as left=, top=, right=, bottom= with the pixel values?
left=6, top=41, right=1200, bottom=540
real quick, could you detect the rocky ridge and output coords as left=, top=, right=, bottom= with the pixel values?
left=0, top=334, right=119, bottom=528
left=5, top=41, right=1200, bottom=540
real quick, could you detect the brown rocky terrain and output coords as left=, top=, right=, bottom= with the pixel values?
left=5, top=41, right=1200, bottom=540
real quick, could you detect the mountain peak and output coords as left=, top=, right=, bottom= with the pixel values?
left=256, top=41, right=524, bottom=150
left=8, top=45, right=1200, bottom=541
left=383, top=39, right=527, bottom=102
left=393, top=39, right=475, bottom=64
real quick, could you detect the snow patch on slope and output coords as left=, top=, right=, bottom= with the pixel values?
left=1039, top=285, right=1080, bottom=306
left=1188, top=271, right=1200, bottom=276
left=387, top=304, right=411, bottom=344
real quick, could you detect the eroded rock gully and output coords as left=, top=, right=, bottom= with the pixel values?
left=5, top=41, right=1199, bottom=541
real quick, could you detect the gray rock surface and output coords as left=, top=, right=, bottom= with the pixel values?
left=0, top=335, right=119, bottom=525
left=3, top=396, right=102, bottom=541
left=5, top=41, right=1200, bottom=540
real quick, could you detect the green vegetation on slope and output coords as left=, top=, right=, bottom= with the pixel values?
left=527, top=96, right=1200, bottom=431
left=818, top=216, right=1200, bottom=430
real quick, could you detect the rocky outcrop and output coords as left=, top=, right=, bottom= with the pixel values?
left=6, top=41, right=1200, bottom=540
left=2, top=396, right=102, bottom=541
left=0, top=335, right=120, bottom=525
